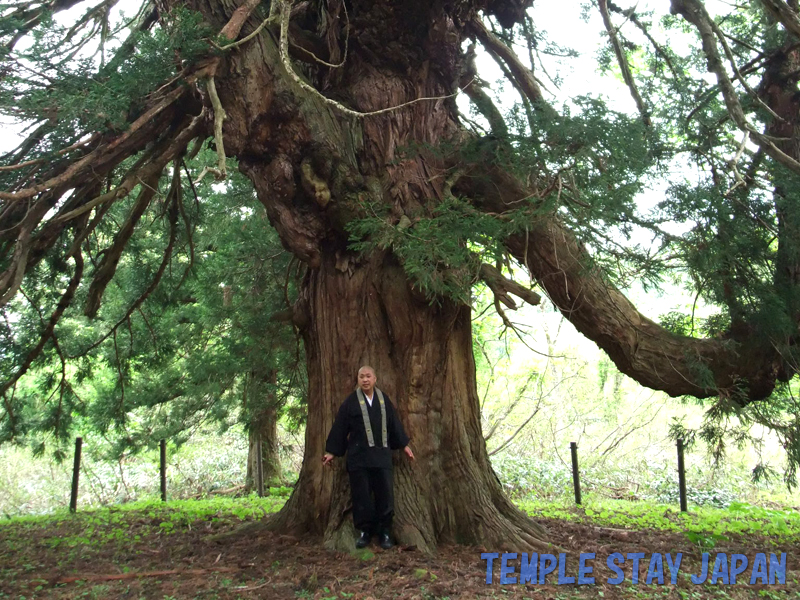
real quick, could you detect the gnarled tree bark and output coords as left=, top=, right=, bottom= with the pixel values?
left=267, top=252, right=549, bottom=553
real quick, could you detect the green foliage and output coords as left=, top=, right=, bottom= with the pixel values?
left=670, top=384, right=800, bottom=491
left=0, top=424, right=299, bottom=516
left=518, top=497, right=800, bottom=544
left=0, top=0, right=302, bottom=461
left=348, top=96, right=659, bottom=301
left=491, top=453, right=753, bottom=508
left=659, top=311, right=730, bottom=338
left=491, top=454, right=573, bottom=499
left=1, top=156, right=305, bottom=458
left=0, top=7, right=213, bottom=190
left=3, top=495, right=795, bottom=576
left=0, top=495, right=285, bottom=547
left=348, top=194, right=510, bottom=302
left=583, top=1, right=800, bottom=485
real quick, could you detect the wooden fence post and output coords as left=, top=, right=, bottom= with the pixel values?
left=256, top=435, right=264, bottom=498
left=69, top=437, right=82, bottom=513
left=570, top=441, right=582, bottom=505
left=160, top=439, right=167, bottom=502
left=677, top=438, right=688, bottom=512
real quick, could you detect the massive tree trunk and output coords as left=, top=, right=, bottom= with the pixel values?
left=267, top=251, right=548, bottom=553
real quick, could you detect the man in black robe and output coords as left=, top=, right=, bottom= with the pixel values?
left=323, top=366, right=414, bottom=549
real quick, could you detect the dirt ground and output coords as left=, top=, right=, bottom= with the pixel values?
left=0, top=511, right=797, bottom=599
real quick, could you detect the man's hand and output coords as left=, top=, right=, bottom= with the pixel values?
left=403, top=446, right=415, bottom=461
left=322, top=452, right=334, bottom=466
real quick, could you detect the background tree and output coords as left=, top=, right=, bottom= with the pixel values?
left=0, top=150, right=304, bottom=485
left=2, top=0, right=800, bottom=552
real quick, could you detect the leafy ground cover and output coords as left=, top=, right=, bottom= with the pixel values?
left=518, top=497, right=800, bottom=547
left=0, top=496, right=797, bottom=599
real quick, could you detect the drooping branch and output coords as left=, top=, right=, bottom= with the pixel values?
left=83, top=170, right=163, bottom=318
left=597, top=0, right=651, bottom=126
left=672, top=0, right=800, bottom=175
left=174, top=161, right=195, bottom=291
left=0, top=109, right=203, bottom=308
left=0, top=248, right=84, bottom=399
left=19, top=287, right=74, bottom=436
left=0, top=83, right=187, bottom=203
left=71, top=168, right=182, bottom=357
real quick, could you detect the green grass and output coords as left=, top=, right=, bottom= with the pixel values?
left=0, top=494, right=287, bottom=549
left=518, top=496, right=800, bottom=547
left=5, top=494, right=798, bottom=547
left=3, top=493, right=799, bottom=556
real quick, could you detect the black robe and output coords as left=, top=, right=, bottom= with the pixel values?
left=325, top=390, right=410, bottom=470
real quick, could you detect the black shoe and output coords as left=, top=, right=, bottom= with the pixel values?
left=355, top=531, right=371, bottom=548
left=378, top=532, right=393, bottom=550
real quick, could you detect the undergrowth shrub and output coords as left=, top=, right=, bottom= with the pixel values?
left=0, top=426, right=294, bottom=516
left=490, top=453, right=785, bottom=509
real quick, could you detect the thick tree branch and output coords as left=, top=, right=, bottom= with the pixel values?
left=218, top=0, right=262, bottom=40
left=760, top=0, right=800, bottom=40
left=456, top=165, right=787, bottom=401
left=0, top=84, right=187, bottom=203
left=479, top=263, right=541, bottom=309
left=471, top=19, right=546, bottom=107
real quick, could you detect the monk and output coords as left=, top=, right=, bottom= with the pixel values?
left=323, top=366, right=414, bottom=549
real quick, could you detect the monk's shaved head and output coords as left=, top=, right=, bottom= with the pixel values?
left=358, top=365, right=376, bottom=376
